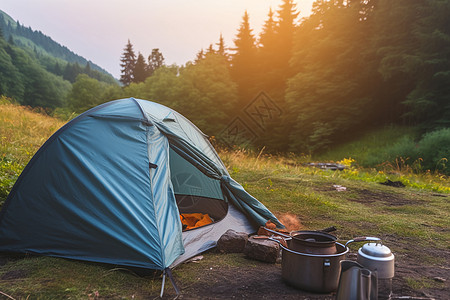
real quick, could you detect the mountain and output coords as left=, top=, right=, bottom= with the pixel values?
left=0, top=9, right=116, bottom=84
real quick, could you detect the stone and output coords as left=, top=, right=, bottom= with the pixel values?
left=217, top=229, right=248, bottom=253
left=244, top=236, right=280, bottom=263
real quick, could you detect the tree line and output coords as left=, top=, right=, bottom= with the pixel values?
left=113, top=0, right=450, bottom=153
left=1, top=0, right=449, bottom=154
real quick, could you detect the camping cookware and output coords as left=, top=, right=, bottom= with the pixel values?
left=357, top=242, right=395, bottom=279
left=264, top=226, right=338, bottom=254
left=357, top=242, right=395, bottom=299
left=279, top=237, right=380, bottom=293
left=279, top=240, right=349, bottom=293
left=265, top=226, right=379, bottom=255
left=289, top=229, right=338, bottom=255
left=336, top=260, right=378, bottom=300
left=267, top=229, right=381, bottom=293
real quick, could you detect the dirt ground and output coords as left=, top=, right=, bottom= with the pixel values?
left=164, top=187, right=450, bottom=300
left=166, top=244, right=449, bottom=300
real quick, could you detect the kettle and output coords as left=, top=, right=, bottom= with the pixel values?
left=357, top=242, right=395, bottom=299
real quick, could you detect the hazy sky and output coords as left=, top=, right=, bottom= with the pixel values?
left=2, top=0, right=315, bottom=79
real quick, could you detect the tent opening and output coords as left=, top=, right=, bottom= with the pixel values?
left=169, top=148, right=228, bottom=231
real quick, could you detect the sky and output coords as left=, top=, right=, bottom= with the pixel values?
left=1, top=0, right=315, bottom=79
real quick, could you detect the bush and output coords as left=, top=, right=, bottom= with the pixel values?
left=364, top=135, right=418, bottom=170
left=416, top=128, right=450, bottom=174
left=367, top=128, right=450, bottom=175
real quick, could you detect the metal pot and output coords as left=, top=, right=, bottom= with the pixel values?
left=357, top=242, right=395, bottom=279
left=264, top=226, right=339, bottom=255
left=290, top=230, right=380, bottom=255
left=280, top=240, right=348, bottom=293
left=269, top=235, right=381, bottom=293
left=290, top=230, right=338, bottom=255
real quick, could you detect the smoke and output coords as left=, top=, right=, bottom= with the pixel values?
left=277, top=213, right=302, bottom=232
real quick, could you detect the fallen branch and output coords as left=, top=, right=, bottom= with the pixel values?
left=0, top=290, right=16, bottom=300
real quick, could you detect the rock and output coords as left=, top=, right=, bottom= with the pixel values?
left=433, top=276, right=446, bottom=283
left=244, top=236, right=280, bottom=263
left=217, top=229, right=248, bottom=253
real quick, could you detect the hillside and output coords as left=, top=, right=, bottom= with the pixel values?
left=0, top=9, right=116, bottom=84
left=0, top=10, right=112, bottom=76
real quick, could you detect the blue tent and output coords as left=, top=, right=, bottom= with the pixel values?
left=0, top=98, right=281, bottom=274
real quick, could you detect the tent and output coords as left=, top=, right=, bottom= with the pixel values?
left=0, top=98, right=281, bottom=289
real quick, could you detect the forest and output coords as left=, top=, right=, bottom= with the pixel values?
left=0, top=0, right=449, bottom=156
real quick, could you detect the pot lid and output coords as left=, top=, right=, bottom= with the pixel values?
left=360, top=243, right=393, bottom=258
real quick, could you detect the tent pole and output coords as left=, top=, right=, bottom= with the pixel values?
left=160, top=269, right=166, bottom=298
left=166, top=268, right=180, bottom=296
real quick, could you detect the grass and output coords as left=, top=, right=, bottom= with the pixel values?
left=314, top=125, right=418, bottom=164
left=0, top=97, right=65, bottom=204
left=0, top=100, right=449, bottom=298
left=221, top=149, right=450, bottom=249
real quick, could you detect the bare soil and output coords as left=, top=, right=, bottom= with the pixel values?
left=167, top=244, right=449, bottom=300
left=165, top=187, right=449, bottom=300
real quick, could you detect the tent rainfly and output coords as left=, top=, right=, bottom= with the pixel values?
left=0, top=98, right=282, bottom=295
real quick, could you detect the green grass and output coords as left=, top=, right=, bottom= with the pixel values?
left=0, top=97, right=65, bottom=204
left=0, top=100, right=449, bottom=298
left=315, top=125, right=418, bottom=164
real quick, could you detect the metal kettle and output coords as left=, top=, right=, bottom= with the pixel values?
left=336, top=260, right=378, bottom=300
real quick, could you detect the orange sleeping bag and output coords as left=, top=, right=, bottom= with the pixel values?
left=180, top=213, right=213, bottom=230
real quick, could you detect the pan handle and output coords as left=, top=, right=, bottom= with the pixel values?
left=345, top=236, right=381, bottom=247
left=267, top=236, right=289, bottom=248
left=263, top=227, right=291, bottom=238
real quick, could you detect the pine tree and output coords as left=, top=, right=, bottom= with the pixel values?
left=120, top=39, right=136, bottom=86
left=147, top=48, right=164, bottom=77
left=134, top=52, right=148, bottom=83
left=276, top=0, right=299, bottom=56
left=231, top=11, right=258, bottom=104
left=84, top=62, right=92, bottom=76
left=53, top=62, right=62, bottom=76
left=207, top=44, right=215, bottom=54
left=195, top=49, right=205, bottom=63
left=257, top=8, right=277, bottom=89
left=271, top=0, right=299, bottom=94
left=216, top=33, right=226, bottom=57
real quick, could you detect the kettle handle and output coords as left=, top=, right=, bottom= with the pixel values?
left=345, top=237, right=381, bottom=247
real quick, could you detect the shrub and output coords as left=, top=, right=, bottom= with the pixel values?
left=416, top=128, right=450, bottom=174
left=363, top=135, right=418, bottom=170
left=368, top=128, right=450, bottom=175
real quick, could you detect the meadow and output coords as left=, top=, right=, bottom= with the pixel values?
left=0, top=99, right=448, bottom=299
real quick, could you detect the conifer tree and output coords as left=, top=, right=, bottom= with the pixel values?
left=84, top=62, right=91, bottom=76
left=231, top=11, right=258, bottom=104
left=272, top=0, right=298, bottom=95
left=195, top=49, right=205, bottom=63
left=207, top=44, right=215, bottom=54
left=120, top=39, right=136, bottom=86
left=216, top=33, right=227, bottom=58
left=259, top=8, right=277, bottom=50
left=147, top=48, right=164, bottom=77
left=257, top=8, right=277, bottom=87
left=134, top=52, right=148, bottom=83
